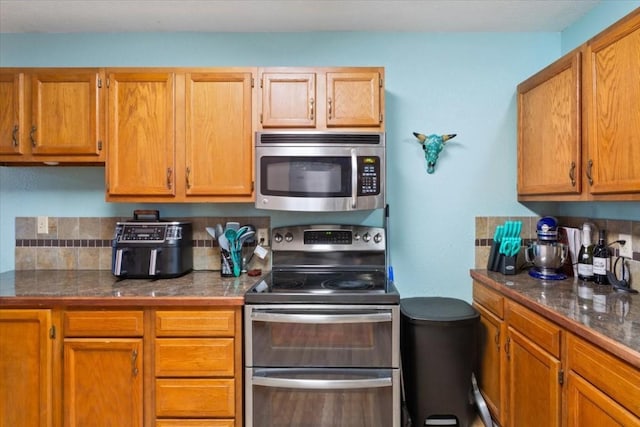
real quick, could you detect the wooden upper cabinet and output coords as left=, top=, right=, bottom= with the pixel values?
left=0, top=70, right=25, bottom=156
left=0, top=68, right=104, bottom=164
left=106, top=71, right=176, bottom=197
left=326, top=71, right=381, bottom=127
left=583, top=8, right=640, bottom=197
left=30, top=70, right=103, bottom=157
left=260, top=71, right=316, bottom=128
left=517, top=8, right=640, bottom=201
left=259, top=67, right=384, bottom=131
left=185, top=72, right=253, bottom=198
left=517, top=50, right=582, bottom=198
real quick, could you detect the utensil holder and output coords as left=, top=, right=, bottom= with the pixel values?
left=220, top=248, right=241, bottom=277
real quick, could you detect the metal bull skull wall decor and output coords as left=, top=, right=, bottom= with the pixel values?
left=413, top=132, right=457, bottom=174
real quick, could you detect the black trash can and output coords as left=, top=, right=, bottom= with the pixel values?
left=400, top=297, right=480, bottom=427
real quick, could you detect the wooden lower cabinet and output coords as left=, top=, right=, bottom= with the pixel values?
left=153, top=308, right=242, bottom=426
left=473, top=280, right=640, bottom=426
left=63, top=339, right=143, bottom=427
left=1, top=306, right=242, bottom=426
left=0, top=309, right=54, bottom=427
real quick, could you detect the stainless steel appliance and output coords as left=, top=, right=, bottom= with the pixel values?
left=255, top=131, right=386, bottom=212
left=111, top=210, right=193, bottom=279
left=244, top=224, right=400, bottom=427
left=525, top=216, right=568, bottom=280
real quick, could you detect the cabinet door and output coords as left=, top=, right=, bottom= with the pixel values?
left=63, top=338, right=142, bottom=427
left=107, top=71, right=175, bottom=197
left=517, top=50, right=582, bottom=197
left=185, top=72, right=253, bottom=198
left=584, top=10, right=640, bottom=196
left=506, top=327, right=561, bottom=427
left=326, top=71, right=381, bottom=127
left=30, top=69, right=103, bottom=157
left=0, top=71, right=25, bottom=156
left=475, top=303, right=506, bottom=426
left=0, top=309, right=53, bottom=427
left=260, top=72, right=316, bottom=128
left=566, top=371, right=639, bottom=427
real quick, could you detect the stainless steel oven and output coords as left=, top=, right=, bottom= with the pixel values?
left=255, top=132, right=385, bottom=212
left=244, top=225, right=400, bottom=427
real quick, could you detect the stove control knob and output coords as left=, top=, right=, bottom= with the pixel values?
left=363, top=232, right=371, bottom=242
left=373, top=233, right=383, bottom=243
left=353, top=233, right=360, bottom=241
left=273, top=233, right=283, bottom=243
left=285, top=232, right=294, bottom=242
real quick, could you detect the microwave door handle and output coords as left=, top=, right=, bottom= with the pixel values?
left=351, top=148, right=358, bottom=209
left=250, top=311, right=392, bottom=324
left=252, top=376, right=392, bottom=390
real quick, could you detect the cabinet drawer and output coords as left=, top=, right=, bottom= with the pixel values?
left=155, top=338, right=234, bottom=377
left=473, top=281, right=504, bottom=318
left=155, top=378, right=235, bottom=418
left=155, top=310, right=235, bottom=337
left=567, top=334, right=640, bottom=417
left=506, top=302, right=561, bottom=358
left=156, top=421, right=234, bottom=427
left=64, top=310, right=144, bottom=337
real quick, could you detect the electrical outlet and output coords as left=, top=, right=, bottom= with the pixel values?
left=619, top=233, right=632, bottom=258
left=37, top=216, right=49, bottom=234
left=257, top=228, right=269, bottom=246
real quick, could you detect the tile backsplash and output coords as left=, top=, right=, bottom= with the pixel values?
left=14, top=216, right=270, bottom=271
left=475, top=216, right=640, bottom=286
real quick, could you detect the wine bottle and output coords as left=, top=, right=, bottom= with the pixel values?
left=592, top=229, right=610, bottom=285
left=577, top=223, right=594, bottom=281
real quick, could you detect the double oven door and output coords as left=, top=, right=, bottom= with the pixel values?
left=245, top=304, right=400, bottom=427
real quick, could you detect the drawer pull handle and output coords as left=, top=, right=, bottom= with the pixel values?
left=131, top=349, right=139, bottom=377
left=12, top=125, right=19, bottom=147
left=569, top=161, right=576, bottom=186
left=586, top=159, right=594, bottom=186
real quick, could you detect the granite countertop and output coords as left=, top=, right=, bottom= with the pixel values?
left=471, top=269, right=640, bottom=368
left=0, top=269, right=266, bottom=307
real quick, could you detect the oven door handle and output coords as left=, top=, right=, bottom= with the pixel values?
left=250, top=311, right=392, bottom=324
left=252, top=376, right=392, bottom=390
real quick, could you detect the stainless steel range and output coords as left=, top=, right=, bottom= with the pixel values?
left=244, top=224, right=400, bottom=427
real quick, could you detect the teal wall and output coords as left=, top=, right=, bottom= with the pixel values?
left=1, top=3, right=639, bottom=301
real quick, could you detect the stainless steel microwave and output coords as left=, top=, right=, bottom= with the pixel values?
left=255, top=131, right=386, bottom=212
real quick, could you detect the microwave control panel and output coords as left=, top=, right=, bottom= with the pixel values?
left=357, top=156, right=381, bottom=195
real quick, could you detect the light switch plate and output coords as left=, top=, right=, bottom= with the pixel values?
left=619, top=234, right=632, bottom=258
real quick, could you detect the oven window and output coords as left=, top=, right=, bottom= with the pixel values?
left=250, top=368, right=394, bottom=427
left=260, top=156, right=351, bottom=197
left=249, top=308, right=393, bottom=368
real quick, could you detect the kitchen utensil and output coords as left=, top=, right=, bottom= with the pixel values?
left=224, top=228, right=241, bottom=276
left=225, top=221, right=240, bottom=231
left=205, top=226, right=217, bottom=240
left=215, top=223, right=224, bottom=239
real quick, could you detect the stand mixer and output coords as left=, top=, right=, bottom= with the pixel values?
left=525, top=216, right=569, bottom=280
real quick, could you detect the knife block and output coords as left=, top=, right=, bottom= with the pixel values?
left=499, top=254, right=517, bottom=275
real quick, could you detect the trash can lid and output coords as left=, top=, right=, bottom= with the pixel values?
left=400, top=297, right=478, bottom=322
